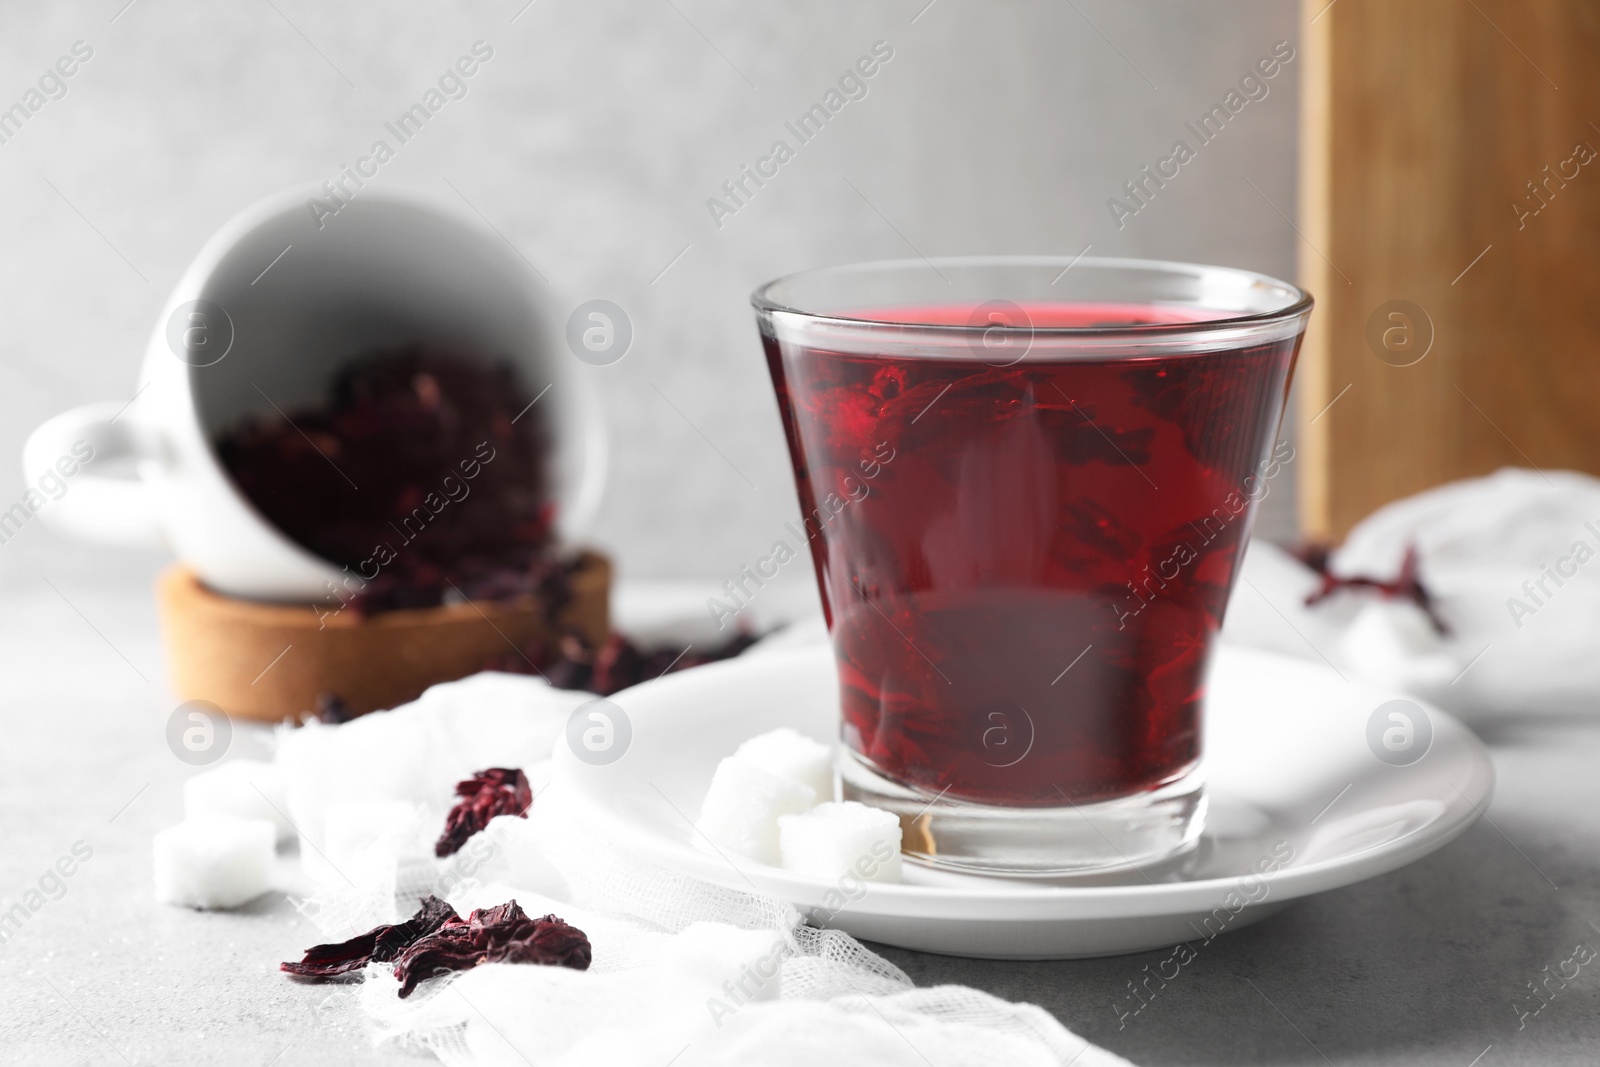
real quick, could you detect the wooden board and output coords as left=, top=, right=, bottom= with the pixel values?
left=156, top=553, right=611, bottom=722
left=1297, top=0, right=1600, bottom=539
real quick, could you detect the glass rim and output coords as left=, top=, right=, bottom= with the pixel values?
left=750, top=254, right=1314, bottom=337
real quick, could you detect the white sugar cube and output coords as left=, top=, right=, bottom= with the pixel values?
left=778, top=802, right=903, bottom=883
left=733, top=727, right=835, bottom=802
left=673, top=921, right=785, bottom=1002
left=695, top=757, right=816, bottom=865
left=153, top=816, right=276, bottom=909
left=183, top=760, right=294, bottom=843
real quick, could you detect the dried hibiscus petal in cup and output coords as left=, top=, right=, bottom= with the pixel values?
left=215, top=345, right=559, bottom=615
left=282, top=896, right=591, bottom=997
left=434, top=768, right=532, bottom=857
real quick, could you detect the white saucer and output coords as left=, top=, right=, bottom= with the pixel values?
left=550, top=643, right=1493, bottom=959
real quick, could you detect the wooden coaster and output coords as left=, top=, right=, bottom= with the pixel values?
left=155, top=552, right=610, bottom=722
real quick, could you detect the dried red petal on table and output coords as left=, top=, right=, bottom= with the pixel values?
left=281, top=896, right=591, bottom=997
left=434, top=767, right=533, bottom=857
left=313, top=691, right=353, bottom=724
left=589, top=632, right=646, bottom=696
left=392, top=901, right=591, bottom=998
left=281, top=894, right=458, bottom=979
left=483, top=628, right=762, bottom=695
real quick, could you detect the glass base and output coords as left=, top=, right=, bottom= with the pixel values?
left=839, top=749, right=1206, bottom=876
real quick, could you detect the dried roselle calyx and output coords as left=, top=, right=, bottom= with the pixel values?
left=483, top=627, right=762, bottom=695
left=281, top=896, right=591, bottom=998
left=1301, top=542, right=1450, bottom=635
left=589, top=633, right=645, bottom=696
left=313, top=691, right=353, bottom=724
left=542, top=633, right=596, bottom=691
left=503, top=912, right=592, bottom=970
left=451, top=551, right=581, bottom=611
left=392, top=901, right=591, bottom=998
left=434, top=768, right=533, bottom=858
left=215, top=346, right=558, bottom=617
left=642, top=633, right=761, bottom=681
left=281, top=894, right=458, bottom=979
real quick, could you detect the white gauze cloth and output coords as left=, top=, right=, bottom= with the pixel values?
left=1223, top=466, right=1600, bottom=721
left=274, top=671, right=1132, bottom=1067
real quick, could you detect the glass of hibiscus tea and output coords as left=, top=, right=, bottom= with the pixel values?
left=753, top=257, right=1310, bottom=874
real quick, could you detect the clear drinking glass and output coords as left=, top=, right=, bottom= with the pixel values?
left=753, top=256, right=1311, bottom=874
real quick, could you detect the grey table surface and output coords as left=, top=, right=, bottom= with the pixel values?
left=3, top=547, right=1598, bottom=1066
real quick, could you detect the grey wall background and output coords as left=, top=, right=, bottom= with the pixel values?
left=0, top=0, right=1303, bottom=588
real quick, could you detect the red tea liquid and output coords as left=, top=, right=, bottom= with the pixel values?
left=764, top=303, right=1298, bottom=806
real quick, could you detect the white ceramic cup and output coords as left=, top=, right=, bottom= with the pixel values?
left=23, top=185, right=605, bottom=601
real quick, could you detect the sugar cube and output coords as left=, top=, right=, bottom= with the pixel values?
left=153, top=816, right=276, bottom=909
left=778, top=801, right=903, bottom=883
left=733, top=727, right=835, bottom=802
left=695, top=757, right=816, bottom=865
left=182, top=759, right=294, bottom=843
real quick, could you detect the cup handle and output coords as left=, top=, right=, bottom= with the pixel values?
left=22, top=400, right=166, bottom=547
